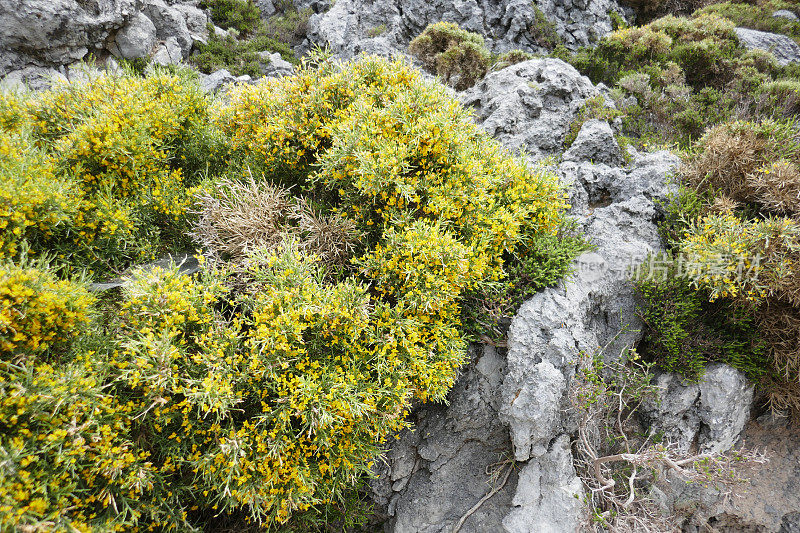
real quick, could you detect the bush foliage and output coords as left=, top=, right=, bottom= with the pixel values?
left=0, top=56, right=574, bottom=530
left=409, top=22, right=491, bottom=90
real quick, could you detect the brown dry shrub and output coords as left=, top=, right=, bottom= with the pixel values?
left=191, top=174, right=291, bottom=262
left=409, top=22, right=490, bottom=91
left=750, top=159, right=800, bottom=216
left=191, top=175, right=359, bottom=265
left=683, top=120, right=800, bottom=216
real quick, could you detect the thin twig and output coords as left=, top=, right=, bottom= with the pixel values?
left=452, top=461, right=514, bottom=533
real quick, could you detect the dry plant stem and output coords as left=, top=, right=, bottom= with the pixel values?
left=452, top=461, right=514, bottom=533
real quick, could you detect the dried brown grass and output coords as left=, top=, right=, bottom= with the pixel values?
left=683, top=122, right=800, bottom=216
left=191, top=174, right=360, bottom=265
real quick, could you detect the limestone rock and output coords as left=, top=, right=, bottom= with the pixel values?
left=1, top=66, right=68, bottom=91
left=735, top=27, right=800, bottom=66
left=114, top=12, right=157, bottom=59
left=640, top=364, right=754, bottom=454
left=141, top=0, right=193, bottom=58
left=562, top=119, right=623, bottom=166
left=304, top=0, right=626, bottom=60
left=151, top=36, right=183, bottom=65
left=257, top=51, right=295, bottom=77
left=371, top=345, right=518, bottom=533
left=173, top=4, right=210, bottom=46
left=199, top=68, right=237, bottom=92
left=0, top=0, right=137, bottom=75
left=459, top=59, right=598, bottom=160
left=773, top=9, right=799, bottom=21
left=502, top=436, right=583, bottom=533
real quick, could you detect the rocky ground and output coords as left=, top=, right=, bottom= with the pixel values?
left=2, top=0, right=800, bottom=531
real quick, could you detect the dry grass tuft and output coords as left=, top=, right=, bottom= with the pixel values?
left=191, top=174, right=291, bottom=262
left=191, top=174, right=360, bottom=266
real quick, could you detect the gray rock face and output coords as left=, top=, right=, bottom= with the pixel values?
left=773, top=9, right=799, bottom=21
left=735, top=27, right=800, bottom=66
left=371, top=345, right=519, bottom=533
left=141, top=0, right=193, bottom=57
left=0, top=0, right=208, bottom=77
left=501, top=435, right=583, bottom=533
left=305, top=0, right=625, bottom=60
left=562, top=119, right=623, bottom=166
left=200, top=68, right=237, bottom=92
left=0, top=66, right=69, bottom=91
left=173, top=4, right=210, bottom=46
left=373, top=66, right=679, bottom=532
left=640, top=364, right=754, bottom=454
left=115, top=12, right=158, bottom=59
left=0, top=0, right=137, bottom=75
left=257, top=51, right=295, bottom=77
left=459, top=59, right=599, bottom=161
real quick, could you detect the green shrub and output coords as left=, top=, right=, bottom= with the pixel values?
left=636, top=266, right=767, bottom=381
left=201, top=0, right=261, bottom=35
left=529, top=6, right=562, bottom=49
left=409, top=22, right=491, bottom=90
left=554, top=12, right=800, bottom=146
left=699, top=1, right=800, bottom=45
left=0, top=69, right=209, bottom=276
left=192, top=31, right=297, bottom=77
left=492, top=49, right=535, bottom=71
left=1, top=56, right=575, bottom=530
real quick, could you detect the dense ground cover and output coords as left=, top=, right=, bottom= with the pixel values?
left=0, top=56, right=578, bottom=530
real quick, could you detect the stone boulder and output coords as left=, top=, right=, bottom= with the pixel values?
left=459, top=59, right=599, bottom=161
left=114, top=12, right=158, bottom=59
left=735, top=27, right=800, bottom=66
left=562, top=119, right=624, bottom=166
left=257, top=51, right=295, bottom=77
left=640, top=364, right=754, bottom=454
left=0, top=0, right=137, bottom=75
left=199, top=68, right=237, bottom=92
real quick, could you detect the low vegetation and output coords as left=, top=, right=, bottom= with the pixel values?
left=192, top=0, right=308, bottom=77
left=0, top=55, right=578, bottom=530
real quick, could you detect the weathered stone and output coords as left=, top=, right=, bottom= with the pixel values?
left=199, top=68, right=237, bottom=92
left=502, top=436, right=583, bottom=533
left=304, top=0, right=626, bottom=60
left=735, top=27, right=800, bottom=66
left=257, top=51, right=295, bottom=77
left=459, top=59, right=598, bottom=160
left=173, top=4, right=210, bottom=46
left=114, top=12, right=157, bottom=59
left=141, top=0, right=193, bottom=57
left=1, top=66, right=68, bottom=91
left=640, top=364, right=754, bottom=454
left=150, top=36, right=183, bottom=65
left=773, top=9, right=799, bottom=21
left=562, top=119, right=624, bottom=166
left=0, top=0, right=137, bottom=75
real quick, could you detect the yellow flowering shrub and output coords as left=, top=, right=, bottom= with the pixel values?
left=1, top=56, right=574, bottom=530
left=0, top=69, right=210, bottom=275
left=0, top=260, right=94, bottom=356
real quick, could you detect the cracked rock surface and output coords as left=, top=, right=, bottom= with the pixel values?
left=304, top=0, right=627, bottom=61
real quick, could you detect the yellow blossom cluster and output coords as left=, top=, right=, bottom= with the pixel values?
left=0, top=261, right=94, bottom=355
left=0, top=69, right=208, bottom=275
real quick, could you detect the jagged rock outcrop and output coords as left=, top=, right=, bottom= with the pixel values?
left=735, top=27, right=800, bottom=66
left=0, top=0, right=209, bottom=78
left=459, top=59, right=599, bottom=161
left=304, top=0, right=626, bottom=60
left=640, top=364, right=754, bottom=454
left=0, top=0, right=136, bottom=75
